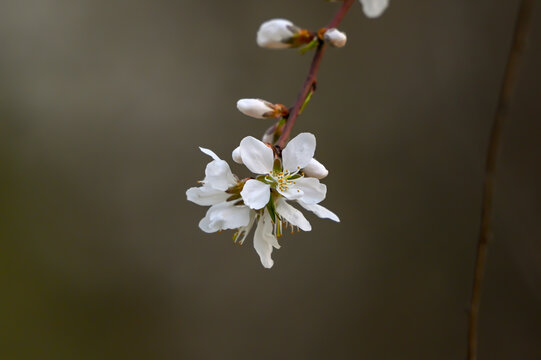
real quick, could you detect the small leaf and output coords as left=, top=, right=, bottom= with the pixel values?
left=299, top=89, right=314, bottom=115
left=298, top=38, right=318, bottom=55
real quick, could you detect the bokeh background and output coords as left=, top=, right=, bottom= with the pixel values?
left=1, top=0, right=540, bottom=359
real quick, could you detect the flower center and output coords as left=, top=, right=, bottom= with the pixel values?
left=266, top=166, right=303, bottom=192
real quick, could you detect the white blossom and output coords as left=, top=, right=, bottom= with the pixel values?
left=234, top=133, right=339, bottom=267
left=257, top=19, right=300, bottom=49
left=360, top=0, right=389, bottom=18
left=187, top=135, right=339, bottom=269
left=324, top=28, right=347, bottom=48
left=236, top=132, right=339, bottom=216
left=186, top=148, right=252, bottom=235
left=238, top=133, right=327, bottom=207
left=237, top=98, right=277, bottom=119
left=185, top=147, right=284, bottom=269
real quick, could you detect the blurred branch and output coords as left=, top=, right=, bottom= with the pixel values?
left=468, top=1, right=535, bottom=359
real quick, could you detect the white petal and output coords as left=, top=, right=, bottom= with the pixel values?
left=302, top=158, right=328, bottom=179
left=276, top=198, right=311, bottom=231
left=239, top=136, right=274, bottom=174
left=282, top=133, right=316, bottom=173
left=241, top=179, right=271, bottom=210
left=204, top=159, right=237, bottom=191
left=198, top=213, right=214, bottom=233
left=298, top=201, right=340, bottom=222
left=294, top=177, right=326, bottom=204
left=198, top=202, right=251, bottom=233
left=360, top=0, right=389, bottom=18
left=199, top=147, right=221, bottom=161
left=237, top=99, right=274, bottom=119
left=257, top=19, right=297, bottom=49
left=237, top=211, right=256, bottom=245
left=232, top=146, right=243, bottom=164
left=186, top=186, right=229, bottom=206
left=276, top=186, right=304, bottom=201
left=253, top=210, right=280, bottom=269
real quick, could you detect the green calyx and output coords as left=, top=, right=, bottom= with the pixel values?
left=299, top=37, right=319, bottom=54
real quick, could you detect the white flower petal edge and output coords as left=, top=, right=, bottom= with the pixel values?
left=241, top=179, right=271, bottom=210
left=294, top=177, right=326, bottom=204
left=232, top=146, right=243, bottom=164
left=239, top=136, right=274, bottom=174
left=253, top=209, right=281, bottom=268
left=360, top=0, right=389, bottom=18
left=276, top=198, right=311, bottom=231
left=186, top=186, right=229, bottom=206
left=197, top=147, right=237, bottom=191
left=235, top=211, right=256, bottom=245
left=204, top=160, right=237, bottom=192
left=302, top=158, right=328, bottom=179
left=199, top=202, right=252, bottom=233
left=282, top=132, right=316, bottom=173
left=298, top=201, right=340, bottom=223
left=237, top=99, right=274, bottom=119
left=257, top=19, right=297, bottom=49
left=276, top=186, right=304, bottom=201
left=199, top=147, right=220, bottom=161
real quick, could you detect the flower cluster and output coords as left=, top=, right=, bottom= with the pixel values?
left=187, top=133, right=338, bottom=268
left=187, top=0, right=387, bottom=268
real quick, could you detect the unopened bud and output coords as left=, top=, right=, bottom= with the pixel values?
left=360, top=0, right=389, bottom=18
left=232, top=146, right=243, bottom=164
left=261, top=131, right=274, bottom=144
left=236, top=98, right=287, bottom=119
left=324, top=28, right=347, bottom=48
left=302, top=158, right=328, bottom=179
left=257, top=19, right=311, bottom=49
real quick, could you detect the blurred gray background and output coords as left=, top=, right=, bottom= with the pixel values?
left=1, top=0, right=540, bottom=359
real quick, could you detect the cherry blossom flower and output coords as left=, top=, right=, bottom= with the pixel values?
left=186, top=148, right=254, bottom=240
left=186, top=135, right=339, bottom=269
left=236, top=133, right=339, bottom=219
left=185, top=147, right=294, bottom=269
left=237, top=133, right=328, bottom=207
left=233, top=133, right=339, bottom=267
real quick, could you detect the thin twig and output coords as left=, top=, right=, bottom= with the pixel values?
left=468, top=1, right=535, bottom=359
left=275, top=0, right=355, bottom=148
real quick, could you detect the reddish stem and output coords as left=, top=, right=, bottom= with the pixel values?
left=275, top=0, right=355, bottom=148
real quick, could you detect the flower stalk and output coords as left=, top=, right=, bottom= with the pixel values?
left=274, top=0, right=355, bottom=148
left=187, top=0, right=388, bottom=268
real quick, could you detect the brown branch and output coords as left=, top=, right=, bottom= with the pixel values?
left=467, top=1, right=535, bottom=359
left=275, top=0, right=355, bottom=148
